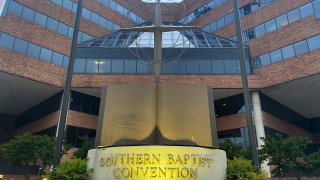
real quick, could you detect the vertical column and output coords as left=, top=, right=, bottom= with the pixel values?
left=251, top=91, right=271, bottom=177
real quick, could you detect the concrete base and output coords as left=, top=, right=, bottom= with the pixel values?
left=87, top=146, right=227, bottom=180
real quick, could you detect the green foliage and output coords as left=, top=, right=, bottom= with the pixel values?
left=227, top=158, right=254, bottom=179
left=49, top=159, right=88, bottom=180
left=301, top=151, right=320, bottom=175
left=227, top=158, right=267, bottom=180
left=74, top=135, right=94, bottom=159
left=0, top=133, right=55, bottom=166
left=219, top=139, right=251, bottom=160
left=259, top=134, right=309, bottom=176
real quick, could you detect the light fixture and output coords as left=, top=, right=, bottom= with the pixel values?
left=94, top=61, right=106, bottom=65
left=222, top=103, right=226, bottom=106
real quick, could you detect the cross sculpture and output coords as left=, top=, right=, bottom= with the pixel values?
left=122, top=0, right=194, bottom=84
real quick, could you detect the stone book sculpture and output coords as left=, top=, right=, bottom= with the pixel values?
left=95, top=82, right=218, bottom=148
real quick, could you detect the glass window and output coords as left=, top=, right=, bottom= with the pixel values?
left=270, top=49, right=283, bottom=63
left=34, top=12, right=47, bottom=27
left=71, top=2, right=78, bottom=13
left=124, top=60, right=136, bottom=74
left=52, top=0, right=63, bottom=6
left=314, top=0, right=320, bottom=19
left=281, top=45, right=295, bottom=59
left=46, top=17, right=58, bottom=31
left=63, top=56, right=69, bottom=68
left=111, top=60, right=124, bottom=74
left=74, top=59, right=86, bottom=73
left=86, top=59, right=99, bottom=73
left=107, top=22, right=114, bottom=30
left=22, top=7, right=35, bottom=21
left=52, top=52, right=64, bottom=66
left=0, top=33, right=15, bottom=49
left=109, top=0, right=117, bottom=10
left=300, top=3, right=314, bottom=18
left=259, top=53, right=271, bottom=66
left=82, top=8, right=91, bottom=20
left=209, top=21, right=217, bottom=32
left=199, top=60, right=212, bottom=74
left=187, top=61, right=199, bottom=74
left=287, top=9, right=301, bottom=23
left=217, top=18, right=224, bottom=29
left=255, top=24, right=266, bottom=37
left=224, top=13, right=234, bottom=25
left=212, top=60, right=224, bottom=74
left=13, top=38, right=28, bottom=54
left=294, top=40, right=309, bottom=56
left=9, top=1, right=23, bottom=16
left=265, top=19, right=277, bottom=33
left=62, top=0, right=73, bottom=10
left=98, top=17, right=107, bottom=28
left=224, top=60, right=237, bottom=74
left=162, top=63, right=174, bottom=74
left=99, top=59, right=112, bottom=73
left=27, top=43, right=41, bottom=58
left=307, top=35, right=320, bottom=51
left=136, top=61, right=148, bottom=74
left=39, top=48, right=53, bottom=62
left=174, top=61, right=187, bottom=74
left=68, top=27, right=74, bottom=38
left=276, top=14, right=288, bottom=28
left=90, top=13, right=99, bottom=24
left=102, top=0, right=110, bottom=6
left=57, top=23, right=69, bottom=36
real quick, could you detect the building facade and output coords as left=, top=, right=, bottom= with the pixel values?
left=0, top=0, right=320, bottom=156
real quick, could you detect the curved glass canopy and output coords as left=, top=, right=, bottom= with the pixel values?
left=78, top=22, right=238, bottom=48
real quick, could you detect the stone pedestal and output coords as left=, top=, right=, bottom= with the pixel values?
left=87, top=146, right=227, bottom=180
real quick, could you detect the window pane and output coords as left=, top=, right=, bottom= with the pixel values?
left=34, top=12, right=47, bottom=27
left=9, top=1, right=23, bottom=16
left=187, top=60, right=199, bottom=74
left=63, top=56, right=69, bottom=68
left=136, top=61, right=148, bottom=74
left=90, top=13, right=99, bottom=24
left=281, top=45, right=295, bottom=59
left=57, top=23, right=69, bottom=36
left=13, top=38, right=28, bottom=54
left=255, top=24, right=266, bottom=37
left=27, top=43, right=41, bottom=58
left=287, top=9, right=301, bottom=23
left=209, top=22, right=217, bottom=31
left=300, top=3, right=314, bottom=18
left=82, top=8, right=91, bottom=20
left=52, top=52, right=64, bottom=66
left=111, top=60, right=124, bottom=74
left=265, top=19, right=277, bottom=33
left=259, top=53, right=271, bottom=66
left=276, top=14, right=288, bottom=28
left=22, top=7, right=35, bottom=21
left=307, top=35, right=320, bottom=51
left=62, top=0, right=73, bottom=10
left=175, top=60, right=187, bottom=74
left=199, top=60, right=212, bottom=74
left=99, top=59, right=112, bottom=73
left=294, top=40, right=309, bottom=56
left=0, top=33, right=15, bottom=49
left=46, top=17, right=58, bottom=31
left=40, top=48, right=53, bottom=62
left=217, top=18, right=224, bottom=29
left=52, top=0, right=63, bottom=6
left=224, top=13, right=234, bottom=25
left=124, top=60, right=136, bottom=74
left=224, top=60, right=237, bottom=74
left=314, top=0, right=320, bottom=19
left=212, top=60, right=224, bottom=74
left=74, top=59, right=86, bottom=72
left=86, top=59, right=99, bottom=73
left=270, top=49, right=283, bottom=63
left=162, top=63, right=174, bottom=74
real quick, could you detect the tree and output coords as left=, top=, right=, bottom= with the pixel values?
left=74, top=135, right=94, bottom=159
left=49, top=159, right=88, bottom=180
left=0, top=133, right=70, bottom=179
left=219, top=139, right=251, bottom=160
left=301, top=151, right=320, bottom=175
left=0, top=133, right=55, bottom=179
left=259, top=134, right=309, bottom=176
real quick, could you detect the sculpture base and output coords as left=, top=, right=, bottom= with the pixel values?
left=87, top=146, right=226, bottom=180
